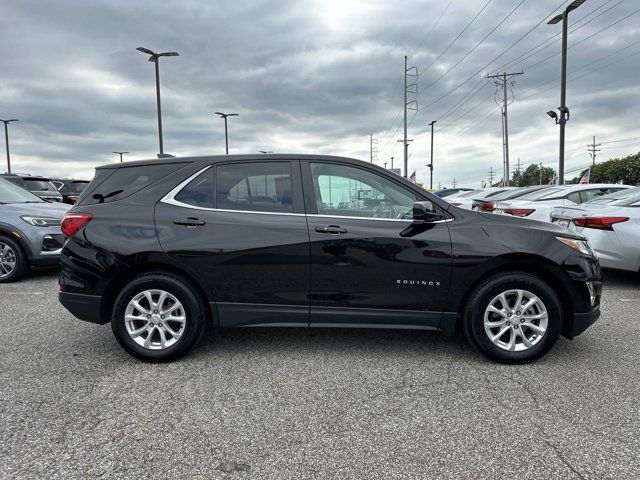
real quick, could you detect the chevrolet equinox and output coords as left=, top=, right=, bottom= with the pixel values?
left=58, top=155, right=601, bottom=363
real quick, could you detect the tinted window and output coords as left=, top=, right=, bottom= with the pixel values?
left=174, top=169, right=214, bottom=208
left=216, top=162, right=293, bottom=213
left=587, top=187, right=640, bottom=206
left=80, top=163, right=184, bottom=205
left=0, top=178, right=44, bottom=203
left=310, top=163, right=416, bottom=218
left=566, top=192, right=581, bottom=204
left=582, top=188, right=615, bottom=202
left=24, top=179, right=56, bottom=191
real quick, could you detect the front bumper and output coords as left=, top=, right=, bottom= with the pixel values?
left=59, top=290, right=105, bottom=324
left=566, top=306, right=601, bottom=339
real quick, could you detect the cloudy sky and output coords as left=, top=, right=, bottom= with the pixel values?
left=1, top=0, right=639, bottom=187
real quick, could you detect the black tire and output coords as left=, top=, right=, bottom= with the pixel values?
left=463, top=272, right=562, bottom=364
left=0, top=235, right=28, bottom=283
left=111, top=272, right=206, bottom=362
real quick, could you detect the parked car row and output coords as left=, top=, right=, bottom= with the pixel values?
left=0, top=173, right=89, bottom=205
left=445, top=183, right=639, bottom=273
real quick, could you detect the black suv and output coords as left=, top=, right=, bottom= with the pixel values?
left=0, top=174, right=63, bottom=202
left=58, top=155, right=601, bottom=363
left=50, top=178, right=90, bottom=204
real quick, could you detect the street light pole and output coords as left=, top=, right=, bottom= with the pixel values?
left=215, top=112, right=239, bottom=154
left=547, top=0, right=586, bottom=185
left=113, top=151, right=130, bottom=163
left=428, top=120, right=436, bottom=190
left=0, top=119, right=18, bottom=174
left=136, top=47, right=179, bottom=157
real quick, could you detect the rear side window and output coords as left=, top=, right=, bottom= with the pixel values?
left=79, top=163, right=184, bottom=205
left=216, top=162, right=293, bottom=213
left=174, top=169, right=214, bottom=208
left=24, top=179, right=56, bottom=191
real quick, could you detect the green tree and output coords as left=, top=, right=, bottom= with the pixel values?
left=511, top=164, right=557, bottom=187
left=565, top=152, right=640, bottom=185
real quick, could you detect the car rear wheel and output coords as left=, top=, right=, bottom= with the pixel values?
left=463, top=272, right=562, bottom=364
left=0, top=236, right=28, bottom=283
left=111, top=273, right=206, bottom=362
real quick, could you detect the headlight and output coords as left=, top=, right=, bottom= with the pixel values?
left=20, top=216, right=61, bottom=227
left=556, top=236, right=594, bottom=256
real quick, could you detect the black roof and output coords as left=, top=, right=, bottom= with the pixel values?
left=96, top=154, right=369, bottom=170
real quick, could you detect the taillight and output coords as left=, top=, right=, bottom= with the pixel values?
left=477, top=202, right=495, bottom=212
left=61, top=213, right=92, bottom=237
left=504, top=208, right=535, bottom=217
left=572, top=216, right=628, bottom=230
left=449, top=202, right=462, bottom=207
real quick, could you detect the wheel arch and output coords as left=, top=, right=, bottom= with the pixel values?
left=99, top=260, right=216, bottom=327
left=0, top=226, right=32, bottom=261
left=453, top=253, right=574, bottom=336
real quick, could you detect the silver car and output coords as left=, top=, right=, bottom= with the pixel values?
left=0, top=178, right=70, bottom=282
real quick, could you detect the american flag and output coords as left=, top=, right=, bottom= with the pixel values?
left=409, top=171, right=416, bottom=183
left=548, top=173, right=558, bottom=185
left=579, top=168, right=590, bottom=184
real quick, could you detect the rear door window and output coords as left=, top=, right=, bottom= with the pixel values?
left=216, top=162, right=293, bottom=213
left=174, top=169, right=214, bottom=208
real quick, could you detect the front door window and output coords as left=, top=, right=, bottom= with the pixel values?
left=310, top=163, right=416, bottom=219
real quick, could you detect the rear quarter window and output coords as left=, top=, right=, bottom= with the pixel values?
left=77, top=163, right=186, bottom=205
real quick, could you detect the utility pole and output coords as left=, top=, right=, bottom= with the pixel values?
left=384, top=161, right=388, bottom=169
left=588, top=135, right=601, bottom=165
left=539, top=162, right=543, bottom=185
left=402, top=55, right=418, bottom=178
left=488, top=166, right=495, bottom=186
left=427, top=120, right=436, bottom=190
left=515, top=157, right=522, bottom=186
left=390, top=156, right=394, bottom=170
left=369, top=134, right=378, bottom=163
left=487, top=72, right=523, bottom=187
left=113, top=151, right=129, bottom=163
left=438, top=181, right=441, bottom=189
left=1, top=118, right=18, bottom=174
left=452, top=178, right=457, bottom=188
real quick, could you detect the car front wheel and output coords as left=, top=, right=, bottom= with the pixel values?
left=463, top=272, right=562, bottom=364
left=111, top=273, right=206, bottom=362
left=0, top=236, right=28, bottom=283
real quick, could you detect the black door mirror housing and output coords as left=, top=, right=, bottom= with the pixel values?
left=412, top=201, right=444, bottom=223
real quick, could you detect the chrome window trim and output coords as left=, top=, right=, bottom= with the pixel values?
left=161, top=165, right=453, bottom=223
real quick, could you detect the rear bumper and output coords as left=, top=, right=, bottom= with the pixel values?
left=565, top=305, right=600, bottom=339
left=59, top=290, right=105, bottom=324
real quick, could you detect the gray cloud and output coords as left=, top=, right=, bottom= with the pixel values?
left=1, top=0, right=639, bottom=186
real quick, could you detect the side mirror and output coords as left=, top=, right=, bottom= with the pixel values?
left=412, top=201, right=443, bottom=223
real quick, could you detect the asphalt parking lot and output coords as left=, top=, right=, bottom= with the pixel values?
left=1, top=270, right=639, bottom=479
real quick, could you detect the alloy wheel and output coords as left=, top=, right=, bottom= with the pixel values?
left=483, top=289, right=548, bottom=352
left=124, top=289, right=186, bottom=350
left=0, top=242, right=17, bottom=278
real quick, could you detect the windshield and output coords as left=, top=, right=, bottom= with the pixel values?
left=0, top=178, right=44, bottom=203
left=24, top=178, right=57, bottom=192
left=516, top=186, right=567, bottom=201
left=586, top=187, right=640, bottom=206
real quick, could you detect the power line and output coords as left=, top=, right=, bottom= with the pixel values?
left=417, top=0, right=493, bottom=78
left=419, top=0, right=570, bottom=109
left=420, top=0, right=527, bottom=92
left=495, top=0, right=623, bottom=73
left=409, top=0, right=455, bottom=57
left=524, top=6, right=640, bottom=71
